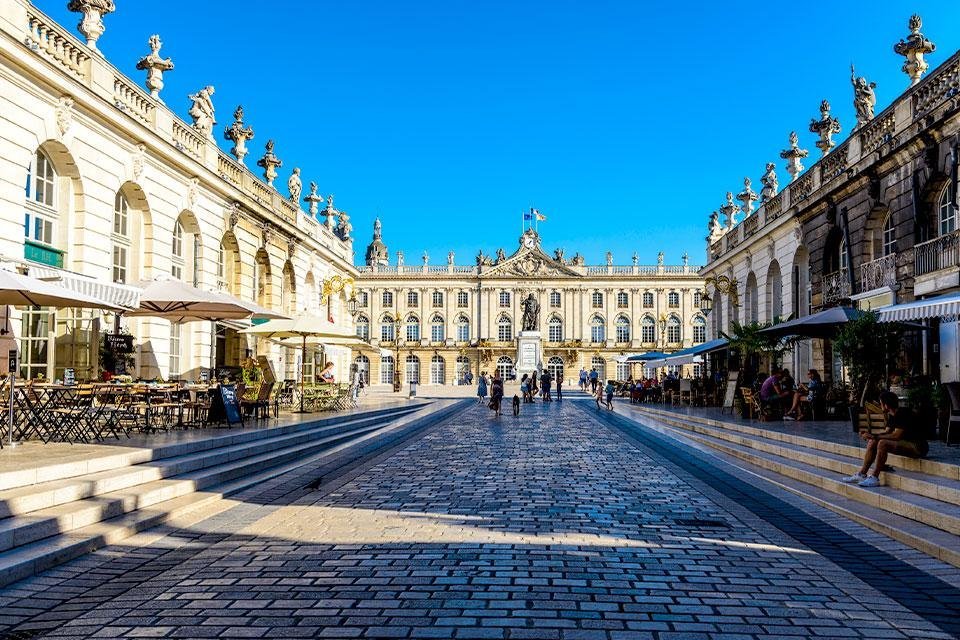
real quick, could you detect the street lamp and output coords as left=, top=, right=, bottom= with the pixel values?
left=699, top=290, right=713, bottom=316
left=393, top=312, right=403, bottom=392
left=346, top=294, right=359, bottom=318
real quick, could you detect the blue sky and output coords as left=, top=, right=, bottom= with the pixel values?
left=36, top=1, right=960, bottom=266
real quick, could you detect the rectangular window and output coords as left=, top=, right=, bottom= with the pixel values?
left=457, top=321, right=470, bottom=342
left=407, top=292, right=419, bottom=307
left=113, top=246, right=127, bottom=284
left=431, top=323, right=444, bottom=342
left=383, top=291, right=393, bottom=307
left=499, top=291, right=510, bottom=307
left=169, top=323, right=181, bottom=379
left=457, top=291, right=469, bottom=307
left=24, top=212, right=54, bottom=245
left=34, top=153, right=55, bottom=208
left=406, top=322, right=420, bottom=342
left=548, top=322, right=562, bottom=342
left=592, top=292, right=603, bottom=308
left=550, top=292, right=561, bottom=308
left=359, top=291, right=369, bottom=307
left=617, top=292, right=628, bottom=308
left=19, top=307, right=51, bottom=380
left=432, top=292, right=443, bottom=307
left=643, top=293, right=654, bottom=308
left=498, top=322, right=512, bottom=342
left=380, top=357, right=395, bottom=385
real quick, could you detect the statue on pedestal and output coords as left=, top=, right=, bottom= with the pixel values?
left=187, top=86, right=216, bottom=140
left=287, top=168, right=302, bottom=204
left=850, top=64, right=877, bottom=128
left=737, top=177, right=759, bottom=217
left=521, top=293, right=540, bottom=332
left=760, top=163, right=779, bottom=202
left=720, top=192, right=739, bottom=228
left=256, top=140, right=283, bottom=187
left=303, top=182, right=323, bottom=217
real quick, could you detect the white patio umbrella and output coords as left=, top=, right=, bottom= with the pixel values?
left=240, top=314, right=359, bottom=412
left=0, top=269, right=128, bottom=447
left=128, top=277, right=287, bottom=376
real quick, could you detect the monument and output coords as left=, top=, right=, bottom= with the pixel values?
left=516, top=292, right=542, bottom=378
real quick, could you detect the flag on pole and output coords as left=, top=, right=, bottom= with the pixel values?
left=523, top=211, right=533, bottom=221
left=533, top=208, right=546, bottom=221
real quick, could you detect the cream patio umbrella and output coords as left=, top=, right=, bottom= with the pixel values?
left=128, top=277, right=287, bottom=376
left=240, top=314, right=360, bottom=412
left=0, top=269, right=129, bottom=447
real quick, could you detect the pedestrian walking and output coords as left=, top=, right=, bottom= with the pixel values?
left=530, top=370, right=539, bottom=400
left=556, top=376, right=563, bottom=401
left=589, top=367, right=599, bottom=393
left=520, top=374, right=533, bottom=403
left=489, top=372, right=504, bottom=417
left=579, top=368, right=588, bottom=391
left=594, top=380, right=604, bottom=410
left=540, top=369, right=552, bottom=402
left=477, top=371, right=488, bottom=404
left=604, top=379, right=615, bottom=410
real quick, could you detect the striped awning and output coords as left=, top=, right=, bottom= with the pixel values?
left=877, top=292, right=960, bottom=322
left=27, top=265, right=141, bottom=310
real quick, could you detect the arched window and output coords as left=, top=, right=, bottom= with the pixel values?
left=616, top=362, right=631, bottom=382
left=220, top=232, right=241, bottom=296
left=499, top=291, right=511, bottom=307
left=642, top=292, right=654, bottom=308
left=382, top=291, right=394, bottom=307
left=380, top=355, right=395, bottom=384
left=550, top=291, right=561, bottom=308
left=940, top=182, right=957, bottom=236
left=457, top=291, right=469, bottom=307
left=547, top=356, right=564, bottom=382
left=407, top=291, right=419, bottom=307
left=356, top=315, right=370, bottom=340
left=498, top=314, right=513, bottom=342
left=405, top=355, right=420, bottom=384
left=432, top=291, right=443, bottom=307
left=882, top=214, right=896, bottom=256
left=592, top=291, right=603, bottom=308
left=766, top=262, right=783, bottom=321
left=430, top=314, right=445, bottom=342
left=171, top=220, right=183, bottom=280
left=591, top=356, right=606, bottom=381
left=667, top=315, right=682, bottom=343
left=641, top=316, right=656, bottom=343
left=668, top=291, right=680, bottom=308
left=172, top=212, right=201, bottom=285
left=355, top=355, right=370, bottom=384
left=616, top=292, right=629, bottom=308
left=380, top=314, right=396, bottom=342
left=112, top=192, right=130, bottom=284
left=456, top=314, right=470, bottom=342
left=590, top=315, right=606, bottom=343
left=358, top=291, right=369, bottom=307
left=745, top=272, right=759, bottom=323
left=24, top=150, right=63, bottom=266
left=455, top=355, right=471, bottom=385
left=430, top=355, right=445, bottom=384
left=548, top=316, right=563, bottom=342
left=692, top=316, right=706, bottom=344
left=496, top=356, right=513, bottom=380
left=615, top=315, right=630, bottom=343
left=405, top=314, right=420, bottom=342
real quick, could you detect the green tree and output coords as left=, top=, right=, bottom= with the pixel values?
left=832, top=310, right=903, bottom=406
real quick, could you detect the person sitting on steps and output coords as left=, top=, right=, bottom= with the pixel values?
left=842, top=391, right=929, bottom=488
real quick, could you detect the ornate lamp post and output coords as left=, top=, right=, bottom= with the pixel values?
left=698, top=290, right=713, bottom=317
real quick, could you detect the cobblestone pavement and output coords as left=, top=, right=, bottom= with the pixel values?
left=0, top=397, right=957, bottom=639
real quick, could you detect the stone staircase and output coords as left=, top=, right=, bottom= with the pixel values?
left=625, top=404, right=960, bottom=568
left=0, top=401, right=465, bottom=588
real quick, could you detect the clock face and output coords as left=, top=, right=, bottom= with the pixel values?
left=523, top=235, right=535, bottom=248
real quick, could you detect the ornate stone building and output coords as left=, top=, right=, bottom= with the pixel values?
left=0, top=1, right=358, bottom=381
left=702, top=15, right=960, bottom=383
left=355, top=225, right=704, bottom=387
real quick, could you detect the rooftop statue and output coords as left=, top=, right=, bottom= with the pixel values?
left=496, top=248, right=506, bottom=263
left=476, top=250, right=492, bottom=267
left=760, top=162, right=779, bottom=202
left=303, top=181, right=323, bottom=217
left=397, top=250, right=405, bottom=266
left=850, top=64, right=877, bottom=128
left=708, top=210, right=723, bottom=241
left=570, top=253, right=585, bottom=266
left=554, top=247, right=565, bottom=263
left=67, top=0, right=115, bottom=51
left=136, top=35, right=174, bottom=102
left=256, top=140, right=283, bottom=187
left=809, top=100, right=842, bottom=156
left=894, top=14, right=936, bottom=86
left=779, top=131, right=809, bottom=182
left=188, top=85, right=216, bottom=140
left=605, top=251, right=613, bottom=266
left=447, top=251, right=455, bottom=266
left=720, top=192, right=739, bottom=228
left=336, top=211, right=352, bottom=241
left=736, top=177, right=759, bottom=217
left=224, top=105, right=254, bottom=163
left=287, top=168, right=302, bottom=204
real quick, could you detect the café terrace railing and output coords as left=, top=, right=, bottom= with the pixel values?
left=915, top=229, right=960, bottom=277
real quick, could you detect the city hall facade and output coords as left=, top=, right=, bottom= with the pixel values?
left=355, top=224, right=705, bottom=387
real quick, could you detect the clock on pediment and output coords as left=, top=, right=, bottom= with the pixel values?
left=520, top=228, right=540, bottom=250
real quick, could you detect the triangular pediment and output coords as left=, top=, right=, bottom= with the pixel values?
left=483, top=246, right=582, bottom=278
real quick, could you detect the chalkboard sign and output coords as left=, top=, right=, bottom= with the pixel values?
left=64, top=368, right=75, bottom=386
left=105, top=334, right=133, bottom=352
left=721, top=371, right=739, bottom=413
left=208, top=383, right=243, bottom=425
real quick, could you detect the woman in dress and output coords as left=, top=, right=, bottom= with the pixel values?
left=477, top=371, right=489, bottom=404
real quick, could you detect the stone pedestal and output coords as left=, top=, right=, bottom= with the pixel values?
left=516, top=331, right=542, bottom=378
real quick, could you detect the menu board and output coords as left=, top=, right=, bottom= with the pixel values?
left=64, top=368, right=75, bottom=386
left=722, top=371, right=739, bottom=410
left=209, top=383, right=243, bottom=425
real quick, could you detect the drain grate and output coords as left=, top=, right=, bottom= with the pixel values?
left=674, top=518, right=731, bottom=529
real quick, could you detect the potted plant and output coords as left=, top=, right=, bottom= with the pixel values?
left=721, top=319, right=799, bottom=418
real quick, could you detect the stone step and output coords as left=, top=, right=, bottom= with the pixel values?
left=0, top=399, right=469, bottom=589
left=0, top=419, right=388, bottom=554
left=0, top=404, right=422, bottom=492
left=623, top=410, right=960, bottom=570
left=0, top=407, right=419, bottom=519
left=639, top=409, right=960, bottom=509
left=633, top=404, right=960, bottom=482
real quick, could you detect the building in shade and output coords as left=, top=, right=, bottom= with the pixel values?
left=355, top=224, right=704, bottom=386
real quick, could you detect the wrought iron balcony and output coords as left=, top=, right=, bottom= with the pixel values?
left=915, top=230, right=960, bottom=277
left=821, top=270, right=851, bottom=305
left=859, top=254, right=897, bottom=292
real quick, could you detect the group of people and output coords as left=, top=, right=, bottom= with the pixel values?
left=475, top=368, right=565, bottom=416
left=578, top=367, right=601, bottom=392
left=758, top=368, right=824, bottom=420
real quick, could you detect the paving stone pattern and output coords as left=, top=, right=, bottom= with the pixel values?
left=0, top=398, right=955, bottom=639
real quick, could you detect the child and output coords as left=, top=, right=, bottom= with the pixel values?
left=604, top=379, right=615, bottom=410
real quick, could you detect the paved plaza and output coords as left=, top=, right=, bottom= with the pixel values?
left=0, top=397, right=958, bottom=639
